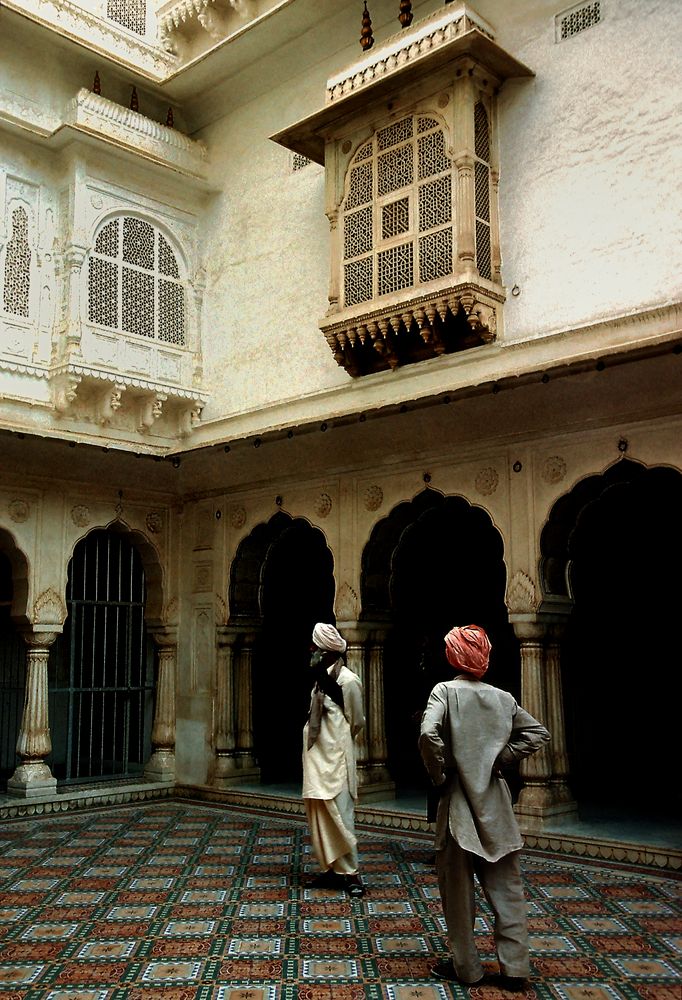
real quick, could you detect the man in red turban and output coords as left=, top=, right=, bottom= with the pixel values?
left=419, top=625, right=550, bottom=991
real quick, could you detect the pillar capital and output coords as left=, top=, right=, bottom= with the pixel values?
left=149, top=625, right=178, bottom=649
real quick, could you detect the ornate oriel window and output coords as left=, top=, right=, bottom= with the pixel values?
left=271, top=3, right=532, bottom=376
left=3, top=207, right=31, bottom=318
left=87, top=217, right=185, bottom=346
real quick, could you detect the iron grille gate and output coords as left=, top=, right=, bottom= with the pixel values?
left=48, top=530, right=156, bottom=783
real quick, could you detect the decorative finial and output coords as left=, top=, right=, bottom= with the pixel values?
left=93, top=71, right=101, bottom=95
left=130, top=86, right=139, bottom=112
left=165, top=106, right=174, bottom=128
left=398, top=0, right=413, bottom=28
left=360, top=1, right=374, bottom=51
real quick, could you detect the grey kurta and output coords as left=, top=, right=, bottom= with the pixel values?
left=419, top=676, right=550, bottom=862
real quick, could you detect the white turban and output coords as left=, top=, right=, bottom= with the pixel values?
left=312, top=622, right=347, bottom=654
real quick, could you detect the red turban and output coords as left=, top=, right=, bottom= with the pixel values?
left=444, top=625, right=491, bottom=679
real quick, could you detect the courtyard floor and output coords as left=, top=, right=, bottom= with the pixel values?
left=0, top=800, right=680, bottom=999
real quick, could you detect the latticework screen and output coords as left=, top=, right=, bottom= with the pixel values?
left=107, top=0, right=146, bottom=35
left=2, top=207, right=31, bottom=319
left=88, top=217, right=185, bottom=345
left=341, top=115, right=454, bottom=308
left=473, top=102, right=492, bottom=282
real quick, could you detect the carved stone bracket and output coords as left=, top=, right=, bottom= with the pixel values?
left=178, top=401, right=204, bottom=438
left=97, top=383, right=126, bottom=426
left=320, top=283, right=501, bottom=377
left=138, top=393, right=167, bottom=433
left=51, top=371, right=81, bottom=414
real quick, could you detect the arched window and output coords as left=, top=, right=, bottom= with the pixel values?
left=87, top=217, right=186, bottom=346
left=341, top=114, right=453, bottom=308
left=106, top=0, right=146, bottom=35
left=3, top=206, right=31, bottom=318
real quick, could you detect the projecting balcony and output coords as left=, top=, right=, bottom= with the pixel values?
left=271, top=3, right=532, bottom=378
left=320, top=278, right=501, bottom=377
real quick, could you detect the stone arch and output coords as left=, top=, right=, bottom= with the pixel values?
left=68, top=520, right=165, bottom=625
left=51, top=525, right=161, bottom=783
left=361, top=488, right=517, bottom=790
left=0, top=531, right=31, bottom=790
left=228, top=510, right=336, bottom=783
left=540, top=458, right=682, bottom=816
left=0, top=526, right=30, bottom=624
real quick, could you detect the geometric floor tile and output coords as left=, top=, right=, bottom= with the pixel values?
left=0, top=801, right=680, bottom=999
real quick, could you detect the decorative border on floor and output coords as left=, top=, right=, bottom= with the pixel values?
left=175, top=785, right=682, bottom=874
left=1, top=781, right=679, bottom=874
left=0, top=782, right=173, bottom=822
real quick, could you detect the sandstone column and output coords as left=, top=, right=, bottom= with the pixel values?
left=145, top=628, right=177, bottom=783
left=213, top=627, right=238, bottom=784
left=7, top=628, right=58, bottom=797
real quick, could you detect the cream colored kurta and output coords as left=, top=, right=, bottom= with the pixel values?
left=302, top=662, right=365, bottom=874
left=302, top=663, right=364, bottom=800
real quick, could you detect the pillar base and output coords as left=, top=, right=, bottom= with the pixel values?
left=144, top=750, right=176, bottom=784
left=212, top=752, right=261, bottom=787
left=515, top=799, right=579, bottom=832
left=7, top=761, right=58, bottom=798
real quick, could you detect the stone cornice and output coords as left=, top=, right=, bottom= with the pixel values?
left=49, top=362, right=210, bottom=403
left=270, top=4, right=532, bottom=165
left=326, top=3, right=497, bottom=105
left=66, top=89, right=208, bottom=177
left=3, top=0, right=176, bottom=80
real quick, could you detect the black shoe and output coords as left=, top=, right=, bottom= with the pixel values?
left=309, top=870, right=344, bottom=889
left=344, top=874, right=365, bottom=897
left=432, top=960, right=488, bottom=986
left=498, top=976, right=529, bottom=992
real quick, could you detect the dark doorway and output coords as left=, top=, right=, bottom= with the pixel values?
left=48, top=529, right=156, bottom=783
left=0, top=551, right=26, bottom=791
left=557, top=464, right=681, bottom=820
left=231, top=513, right=335, bottom=785
left=362, top=490, right=518, bottom=792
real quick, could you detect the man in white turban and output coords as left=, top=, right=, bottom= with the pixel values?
left=303, top=622, right=365, bottom=896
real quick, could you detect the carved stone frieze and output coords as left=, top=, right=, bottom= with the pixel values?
left=33, top=587, right=67, bottom=626
left=67, top=90, right=208, bottom=180
left=475, top=467, right=499, bottom=496
left=542, top=455, right=567, bottom=485
left=506, top=571, right=539, bottom=615
left=364, top=485, right=384, bottom=512
left=325, top=3, right=496, bottom=105
left=313, top=493, right=333, bottom=519
left=230, top=506, right=247, bottom=529
left=146, top=512, right=163, bottom=534
left=8, top=499, right=30, bottom=523
left=335, top=582, right=359, bottom=622
left=71, top=505, right=90, bottom=528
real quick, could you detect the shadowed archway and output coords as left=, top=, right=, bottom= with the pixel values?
left=0, top=532, right=30, bottom=791
left=229, top=512, right=336, bottom=784
left=541, top=459, right=681, bottom=818
left=361, top=489, right=518, bottom=792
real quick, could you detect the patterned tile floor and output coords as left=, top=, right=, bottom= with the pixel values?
left=0, top=801, right=679, bottom=1000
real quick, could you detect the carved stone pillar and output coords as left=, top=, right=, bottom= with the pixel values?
left=213, top=627, right=238, bottom=784
left=454, top=153, right=476, bottom=265
left=61, top=244, right=87, bottom=360
left=234, top=632, right=259, bottom=778
left=511, top=616, right=578, bottom=829
left=7, top=629, right=58, bottom=798
left=545, top=624, right=576, bottom=809
left=145, top=629, right=177, bottom=783
left=343, top=628, right=369, bottom=778
left=345, top=622, right=395, bottom=801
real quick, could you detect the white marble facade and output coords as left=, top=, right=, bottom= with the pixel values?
left=0, top=0, right=681, bottom=829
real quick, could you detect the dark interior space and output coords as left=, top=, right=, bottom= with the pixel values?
left=252, top=516, right=336, bottom=785
left=561, top=466, right=681, bottom=820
